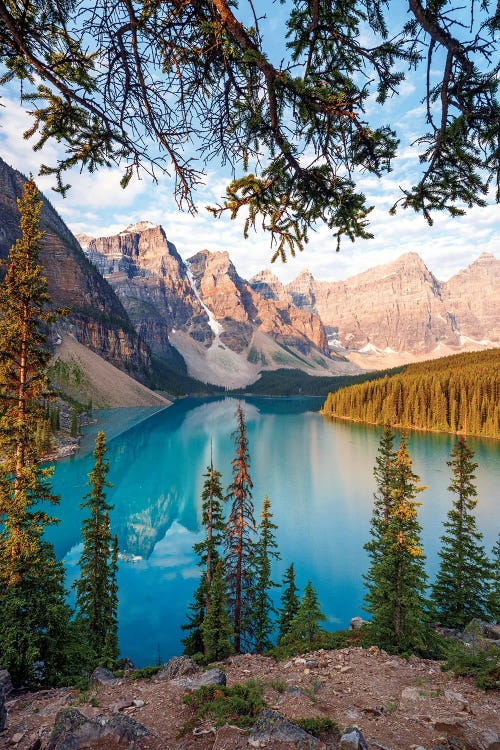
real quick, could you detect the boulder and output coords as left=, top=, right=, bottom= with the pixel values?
left=120, top=657, right=136, bottom=671
left=48, top=706, right=150, bottom=749
left=48, top=707, right=100, bottom=749
left=0, top=669, right=13, bottom=698
left=248, top=708, right=325, bottom=748
left=88, top=667, right=118, bottom=688
left=349, top=617, right=368, bottom=631
left=171, top=668, right=226, bottom=691
left=155, top=655, right=199, bottom=681
left=339, top=727, right=369, bottom=750
left=100, top=714, right=150, bottom=744
left=468, top=620, right=500, bottom=642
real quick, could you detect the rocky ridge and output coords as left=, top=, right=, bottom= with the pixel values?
left=87, top=223, right=211, bottom=366
left=443, top=253, right=500, bottom=344
left=83, top=225, right=354, bottom=387
left=275, top=253, right=500, bottom=363
left=1, top=649, right=499, bottom=750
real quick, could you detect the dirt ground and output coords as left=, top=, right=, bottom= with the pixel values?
left=2, top=648, right=499, bottom=750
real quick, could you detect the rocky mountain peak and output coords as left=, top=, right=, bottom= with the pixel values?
left=123, top=220, right=159, bottom=234
left=442, top=253, right=499, bottom=343
left=75, top=233, right=95, bottom=250
left=286, top=268, right=316, bottom=310
left=249, top=269, right=288, bottom=302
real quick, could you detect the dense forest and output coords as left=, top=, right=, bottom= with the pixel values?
left=322, top=350, right=500, bottom=439
left=231, top=366, right=404, bottom=397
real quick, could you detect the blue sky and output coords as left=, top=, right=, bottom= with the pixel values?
left=0, top=3, right=498, bottom=283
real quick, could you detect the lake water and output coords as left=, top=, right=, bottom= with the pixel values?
left=47, top=397, right=500, bottom=667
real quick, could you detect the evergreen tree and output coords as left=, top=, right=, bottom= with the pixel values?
left=488, top=535, right=500, bottom=623
left=278, top=563, right=300, bottom=644
left=201, top=560, right=234, bottom=663
left=364, top=434, right=430, bottom=654
left=364, top=426, right=397, bottom=622
left=74, top=431, right=119, bottom=668
left=195, top=454, right=226, bottom=601
left=287, top=581, right=327, bottom=645
left=182, top=576, right=207, bottom=657
left=431, top=439, right=491, bottom=628
left=182, top=451, right=225, bottom=656
left=101, top=534, right=119, bottom=669
left=225, top=404, right=256, bottom=652
left=254, top=496, right=280, bottom=653
left=0, top=178, right=70, bottom=685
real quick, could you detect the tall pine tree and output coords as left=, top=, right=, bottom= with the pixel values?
left=278, top=563, right=300, bottom=644
left=254, top=496, right=280, bottom=653
left=0, top=178, right=70, bottom=686
left=364, top=426, right=397, bottom=627
left=225, top=404, right=256, bottom=652
left=183, top=452, right=225, bottom=656
left=364, top=434, right=430, bottom=654
left=74, top=431, right=119, bottom=668
left=431, top=438, right=491, bottom=628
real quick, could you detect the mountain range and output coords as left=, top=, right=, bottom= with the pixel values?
left=78, top=224, right=499, bottom=386
left=0, top=157, right=498, bottom=395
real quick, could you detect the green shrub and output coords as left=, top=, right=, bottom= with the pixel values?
left=113, top=665, right=162, bottom=680
left=295, top=717, right=340, bottom=736
left=181, top=680, right=265, bottom=732
left=268, top=627, right=370, bottom=660
left=443, top=642, right=500, bottom=689
left=266, top=678, right=286, bottom=693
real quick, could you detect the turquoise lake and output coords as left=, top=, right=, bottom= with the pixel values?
left=47, top=397, right=500, bottom=667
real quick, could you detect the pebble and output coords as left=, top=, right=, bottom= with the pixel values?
left=9, top=733, right=25, bottom=745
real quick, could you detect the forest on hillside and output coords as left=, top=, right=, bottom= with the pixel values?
left=322, top=350, right=500, bottom=438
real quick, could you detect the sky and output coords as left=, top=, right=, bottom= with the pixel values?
left=0, top=4, right=498, bottom=284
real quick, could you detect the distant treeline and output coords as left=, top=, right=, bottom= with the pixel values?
left=322, top=349, right=500, bottom=439
left=231, top=366, right=404, bottom=398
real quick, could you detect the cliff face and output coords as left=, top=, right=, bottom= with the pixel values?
left=0, top=158, right=153, bottom=381
left=443, top=253, right=500, bottom=343
left=286, top=253, right=461, bottom=353
left=84, top=225, right=333, bottom=386
left=88, top=223, right=212, bottom=363
left=190, top=250, right=329, bottom=355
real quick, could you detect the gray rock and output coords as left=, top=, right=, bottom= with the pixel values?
left=48, top=706, right=150, bottom=750
left=100, top=713, right=150, bottom=744
left=468, top=619, right=500, bottom=642
left=475, top=728, right=500, bottom=750
left=286, top=685, right=308, bottom=698
left=248, top=708, right=324, bottom=748
left=339, top=726, right=369, bottom=750
left=0, top=669, right=13, bottom=698
left=88, top=667, right=118, bottom=687
left=0, top=687, right=6, bottom=733
left=171, top=668, right=226, bottom=691
left=156, top=655, right=199, bottom=681
left=48, top=707, right=100, bottom=749
left=349, top=617, right=368, bottom=631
